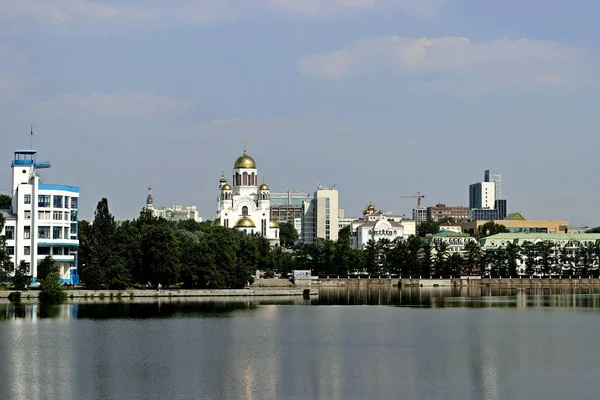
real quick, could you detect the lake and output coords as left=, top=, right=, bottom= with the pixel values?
left=1, top=287, right=600, bottom=400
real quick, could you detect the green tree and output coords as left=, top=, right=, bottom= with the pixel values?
left=279, top=222, right=299, bottom=247
left=437, top=217, right=456, bottom=225
left=479, top=222, right=508, bottom=237
left=0, top=213, right=12, bottom=283
left=505, top=242, right=521, bottom=276
left=417, top=221, right=440, bottom=237
left=586, top=227, right=600, bottom=233
left=0, top=194, right=11, bottom=209
left=37, top=256, right=58, bottom=282
left=447, top=253, right=463, bottom=277
left=12, top=260, right=30, bottom=290
left=140, top=222, right=180, bottom=287
left=520, top=242, right=538, bottom=276
left=77, top=220, right=92, bottom=276
left=535, top=241, right=555, bottom=275
left=463, top=241, right=482, bottom=276
left=39, top=271, right=67, bottom=303
left=433, top=240, right=450, bottom=277
left=82, top=198, right=117, bottom=289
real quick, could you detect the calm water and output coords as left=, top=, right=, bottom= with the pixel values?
left=2, top=288, right=600, bottom=400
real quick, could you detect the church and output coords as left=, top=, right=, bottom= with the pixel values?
left=213, top=146, right=280, bottom=247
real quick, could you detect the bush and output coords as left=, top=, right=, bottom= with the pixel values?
left=39, top=272, right=67, bottom=303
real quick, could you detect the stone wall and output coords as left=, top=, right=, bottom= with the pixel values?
left=401, top=277, right=600, bottom=288
left=313, top=277, right=399, bottom=288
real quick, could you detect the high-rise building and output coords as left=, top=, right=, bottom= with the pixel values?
left=0, top=149, right=80, bottom=284
left=412, top=208, right=428, bottom=226
left=484, top=169, right=502, bottom=200
left=300, top=183, right=339, bottom=244
left=469, top=182, right=495, bottom=209
left=270, top=191, right=312, bottom=207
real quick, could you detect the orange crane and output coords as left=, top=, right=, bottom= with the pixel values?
left=400, top=192, right=426, bottom=208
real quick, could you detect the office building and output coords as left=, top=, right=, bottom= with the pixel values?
left=484, top=169, right=502, bottom=200
left=270, top=191, right=312, bottom=207
left=469, top=182, right=495, bottom=209
left=300, top=183, right=339, bottom=243
left=427, top=204, right=470, bottom=222
left=0, top=150, right=80, bottom=284
left=412, top=208, right=428, bottom=226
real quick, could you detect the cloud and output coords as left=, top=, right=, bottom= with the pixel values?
left=0, top=0, right=442, bottom=25
left=38, top=93, right=193, bottom=118
left=299, top=36, right=591, bottom=86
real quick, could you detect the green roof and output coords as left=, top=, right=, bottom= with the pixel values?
left=481, top=233, right=600, bottom=246
left=506, top=212, right=525, bottom=220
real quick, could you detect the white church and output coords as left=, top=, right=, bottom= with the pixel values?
left=213, top=146, right=280, bottom=246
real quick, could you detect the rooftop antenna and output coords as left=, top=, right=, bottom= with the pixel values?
left=30, top=124, right=33, bottom=150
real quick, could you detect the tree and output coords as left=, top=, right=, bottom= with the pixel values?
left=417, top=221, right=439, bottom=237
left=0, top=194, right=11, bottom=209
left=520, top=242, right=537, bottom=276
left=140, top=221, right=180, bottom=287
left=479, top=222, right=508, bottom=237
left=447, top=253, right=463, bottom=277
left=39, top=271, right=67, bottom=303
left=0, top=213, right=12, bottom=283
left=12, top=260, right=30, bottom=290
left=437, top=217, right=456, bottom=225
left=463, top=241, right=482, bottom=276
left=433, top=240, right=450, bottom=277
left=279, top=222, right=299, bottom=247
left=586, top=227, right=600, bottom=233
left=37, top=256, right=58, bottom=282
left=82, top=198, right=117, bottom=289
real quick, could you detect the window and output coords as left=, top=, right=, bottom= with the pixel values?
left=71, top=197, right=78, bottom=209
left=64, top=212, right=69, bottom=220
left=53, top=195, right=63, bottom=208
left=7, top=246, right=14, bottom=255
left=4, top=226, right=14, bottom=240
left=71, top=224, right=77, bottom=235
left=53, top=211, right=63, bottom=220
left=24, top=210, right=31, bottom=220
left=242, top=206, right=249, bottom=216
left=64, top=196, right=70, bottom=208
left=24, top=194, right=31, bottom=204
left=243, top=172, right=248, bottom=185
left=38, top=195, right=50, bottom=207
left=24, top=226, right=30, bottom=239
left=53, top=227, right=63, bottom=239
left=53, top=247, right=63, bottom=256
left=24, top=246, right=30, bottom=255
left=38, top=226, right=50, bottom=239
left=38, top=247, right=50, bottom=255
left=64, top=227, right=69, bottom=238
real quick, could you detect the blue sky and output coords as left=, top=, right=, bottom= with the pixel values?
left=1, top=0, right=599, bottom=226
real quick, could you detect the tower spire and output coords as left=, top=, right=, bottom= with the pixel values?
left=30, top=124, right=33, bottom=149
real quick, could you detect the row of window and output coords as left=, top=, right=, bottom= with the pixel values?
left=25, top=194, right=78, bottom=209
left=4, top=246, right=73, bottom=256
left=33, top=210, right=71, bottom=220
left=4, top=224, right=77, bottom=240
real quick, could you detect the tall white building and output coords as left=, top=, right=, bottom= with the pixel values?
left=0, top=150, right=79, bottom=283
left=484, top=168, right=502, bottom=200
left=213, top=147, right=280, bottom=246
left=469, top=182, right=495, bottom=209
left=301, top=183, right=339, bottom=244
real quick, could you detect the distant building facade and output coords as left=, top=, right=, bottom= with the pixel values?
left=469, top=168, right=507, bottom=221
left=300, top=183, right=339, bottom=244
left=144, top=187, right=202, bottom=222
left=427, top=204, right=470, bottom=223
left=349, top=204, right=412, bottom=249
left=412, top=208, right=428, bottom=226
left=0, top=150, right=80, bottom=284
left=426, top=231, right=477, bottom=256
left=462, top=219, right=569, bottom=234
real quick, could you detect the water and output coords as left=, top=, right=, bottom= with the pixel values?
left=2, top=288, right=600, bottom=400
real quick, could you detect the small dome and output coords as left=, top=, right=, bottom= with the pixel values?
left=235, top=217, right=256, bottom=228
left=259, top=183, right=269, bottom=191
left=219, top=176, right=227, bottom=183
left=221, top=183, right=232, bottom=190
left=363, top=203, right=376, bottom=215
left=269, top=219, right=279, bottom=228
left=234, top=151, right=256, bottom=169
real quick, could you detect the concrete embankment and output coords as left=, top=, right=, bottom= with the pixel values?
left=401, top=277, right=600, bottom=288
left=0, top=288, right=318, bottom=299
left=312, top=277, right=399, bottom=288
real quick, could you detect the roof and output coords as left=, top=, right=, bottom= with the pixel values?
left=481, top=233, right=600, bottom=245
left=506, top=213, right=526, bottom=220
left=430, top=231, right=472, bottom=238
left=0, top=210, right=16, bottom=220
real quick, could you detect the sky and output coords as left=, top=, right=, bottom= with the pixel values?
left=1, top=0, right=599, bottom=226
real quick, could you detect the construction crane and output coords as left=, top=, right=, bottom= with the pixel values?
left=400, top=192, right=426, bottom=208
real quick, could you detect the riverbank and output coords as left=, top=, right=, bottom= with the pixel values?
left=0, top=288, right=319, bottom=299
left=401, top=277, right=600, bottom=288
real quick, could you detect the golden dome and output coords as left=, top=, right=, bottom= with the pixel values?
left=363, top=203, right=377, bottom=215
left=219, top=176, right=227, bottom=183
left=259, top=183, right=269, bottom=191
left=234, top=151, right=256, bottom=169
left=269, top=219, right=279, bottom=228
left=235, top=217, right=256, bottom=228
left=221, top=183, right=231, bottom=190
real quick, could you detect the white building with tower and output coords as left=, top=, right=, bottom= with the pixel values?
left=349, top=203, right=414, bottom=249
left=213, top=146, right=280, bottom=246
left=0, top=149, right=80, bottom=284
left=144, top=187, right=202, bottom=222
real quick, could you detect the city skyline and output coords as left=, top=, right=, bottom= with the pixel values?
left=1, top=1, right=599, bottom=225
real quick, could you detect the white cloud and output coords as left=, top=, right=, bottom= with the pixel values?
left=299, top=36, right=591, bottom=86
left=38, top=93, right=193, bottom=117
